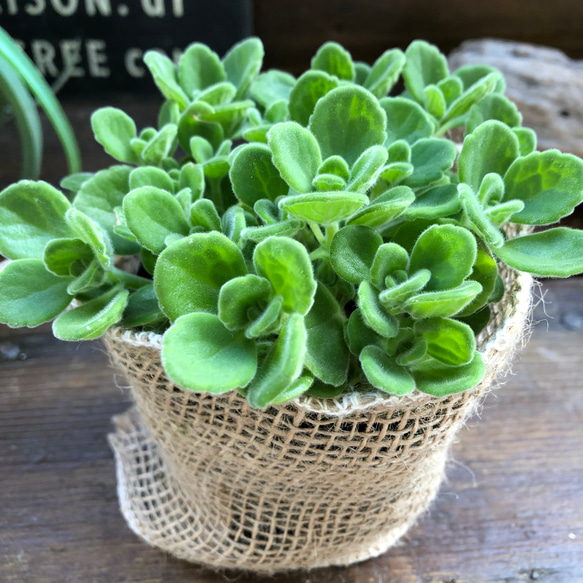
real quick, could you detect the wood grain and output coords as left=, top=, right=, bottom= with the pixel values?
left=1, top=279, right=582, bottom=582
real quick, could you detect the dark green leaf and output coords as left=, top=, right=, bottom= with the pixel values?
left=457, top=248, right=498, bottom=316
left=403, top=138, right=457, bottom=188
left=218, top=274, right=272, bottom=330
left=330, top=225, right=382, bottom=284
left=122, top=284, right=167, bottom=328
left=345, top=309, right=384, bottom=355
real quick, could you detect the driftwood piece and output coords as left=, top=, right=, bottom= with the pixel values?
left=449, top=39, right=583, bottom=157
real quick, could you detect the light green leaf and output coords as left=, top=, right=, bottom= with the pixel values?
left=360, top=345, right=415, bottom=395
left=378, top=269, right=432, bottom=309
left=380, top=97, right=434, bottom=145
left=311, top=41, right=354, bottom=80
left=371, top=242, right=409, bottom=288
left=349, top=185, right=413, bottom=232
left=269, top=375, right=314, bottom=404
left=0, top=259, right=72, bottom=327
left=65, top=208, right=113, bottom=269
left=154, top=232, right=247, bottom=320
left=190, top=199, right=221, bottom=231
left=309, top=86, right=387, bottom=166
left=253, top=236, right=316, bottom=315
left=179, top=163, right=205, bottom=199
left=403, top=138, right=457, bottom=188
left=179, top=43, right=226, bottom=96
left=247, top=313, right=307, bottom=408
left=53, top=287, right=128, bottom=341
left=330, top=225, right=382, bottom=284
left=503, top=150, right=583, bottom=225
left=364, top=49, right=405, bottom=98
left=141, top=124, right=178, bottom=165
left=43, top=238, right=93, bottom=276
left=494, top=228, right=583, bottom=277
left=404, top=281, right=483, bottom=319
left=413, top=351, right=486, bottom=396
left=402, top=183, right=460, bottom=220
left=279, top=191, right=368, bottom=224
left=458, top=120, right=520, bottom=193
left=513, top=127, right=537, bottom=156
left=402, top=40, right=449, bottom=103
left=0, top=180, right=73, bottom=259
left=218, top=274, right=272, bottom=330
left=240, top=219, right=304, bottom=242
left=466, top=93, right=521, bottom=134
left=163, top=312, right=257, bottom=393
left=91, top=108, right=140, bottom=164
left=245, top=295, right=284, bottom=339
left=288, top=70, right=339, bottom=126
left=347, top=145, right=388, bottom=193
left=267, top=122, right=322, bottom=193
left=177, top=102, right=224, bottom=152
left=424, top=84, right=446, bottom=119
left=318, top=155, right=350, bottom=180
left=123, top=186, right=189, bottom=254
left=143, top=51, right=188, bottom=109
left=60, top=172, right=94, bottom=193
left=222, top=37, right=264, bottom=100
left=230, top=143, right=289, bottom=206
left=251, top=69, right=295, bottom=107
left=358, top=280, right=399, bottom=338
left=312, top=173, right=346, bottom=192
left=459, top=184, right=505, bottom=248
left=454, top=64, right=505, bottom=94
left=442, top=71, right=501, bottom=123
left=129, top=166, right=174, bottom=192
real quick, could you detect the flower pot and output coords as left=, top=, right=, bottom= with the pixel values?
left=106, top=264, right=532, bottom=573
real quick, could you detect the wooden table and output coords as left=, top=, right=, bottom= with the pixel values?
left=1, top=279, right=582, bottom=583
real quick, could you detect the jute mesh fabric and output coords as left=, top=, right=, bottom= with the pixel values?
left=106, top=266, right=533, bottom=573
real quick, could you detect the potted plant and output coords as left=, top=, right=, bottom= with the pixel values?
left=1, top=37, right=582, bottom=573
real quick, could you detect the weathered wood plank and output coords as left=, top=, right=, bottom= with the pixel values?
left=1, top=279, right=582, bottom=582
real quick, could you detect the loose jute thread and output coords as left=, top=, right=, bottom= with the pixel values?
left=106, top=265, right=533, bottom=573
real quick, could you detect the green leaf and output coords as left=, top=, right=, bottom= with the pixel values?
left=354, top=62, right=371, bottom=85
left=74, top=165, right=138, bottom=255
left=306, top=379, right=345, bottom=399
left=312, top=173, right=346, bottom=191
left=380, top=97, right=434, bottom=146
left=371, top=242, right=409, bottom=288
left=177, top=103, right=224, bottom=152
left=458, top=120, right=520, bottom=193
left=221, top=205, right=246, bottom=244
left=247, top=313, right=307, bottom=408
left=129, top=166, right=174, bottom=192
left=360, top=345, right=415, bottom=395
left=503, top=150, right=583, bottom=225
left=0, top=259, right=72, bottom=327
left=189, top=199, right=220, bottom=231
left=53, top=287, right=128, bottom=341
left=513, top=127, right=537, bottom=156
left=404, top=280, right=483, bottom=319
left=245, top=295, right=284, bottom=338
left=280, top=192, right=368, bottom=224
left=457, top=248, right=498, bottom=316
left=477, top=172, right=505, bottom=206
left=179, top=43, right=226, bottom=97
left=311, top=41, right=354, bottom=81
left=189, top=136, right=213, bottom=163
left=251, top=69, right=295, bottom=107
left=0, top=180, right=73, bottom=259
left=91, top=108, right=140, bottom=164
left=454, top=64, right=505, bottom=94
left=123, top=186, right=189, bottom=254
left=122, top=284, right=166, bottom=328
left=230, top=143, right=289, bottom=206
left=466, top=93, right=521, bottom=134
left=304, top=283, right=349, bottom=386
left=410, top=224, right=477, bottom=291
left=269, top=375, right=314, bottom=404
left=424, top=84, right=446, bottom=119
left=403, top=183, right=460, bottom=220
left=198, top=101, right=254, bottom=137
left=288, top=70, right=339, bottom=126
left=442, top=72, right=501, bottom=123
left=158, top=99, right=180, bottom=127
left=403, top=138, right=457, bottom=188
left=309, top=86, right=387, bottom=166
left=267, top=122, right=322, bottom=193
left=458, top=184, right=505, bottom=248
left=494, top=228, right=583, bottom=277
left=358, top=280, right=399, bottom=338
left=65, top=208, right=113, bottom=269
left=143, top=51, right=188, bottom=109
left=197, top=81, right=237, bottom=106
left=364, top=49, right=405, bottom=98
left=387, top=140, right=411, bottom=163
left=402, top=40, right=449, bottom=103
left=318, top=155, right=350, bottom=180
left=60, top=172, right=94, bottom=193
left=253, top=236, right=316, bottom=315
left=345, top=309, right=383, bottom=355
left=241, top=219, right=304, bottom=242
left=179, top=163, right=205, bottom=199
left=154, top=232, right=247, bottom=320
left=66, top=258, right=105, bottom=295
left=379, top=162, right=413, bottom=186
left=223, top=37, right=264, bottom=100
left=438, top=76, right=463, bottom=106
left=330, top=225, right=382, bottom=284
left=456, top=305, right=491, bottom=336
left=141, top=124, right=178, bottom=165
left=162, top=312, right=257, bottom=393
left=43, top=238, right=93, bottom=276
left=378, top=269, right=431, bottom=308
left=347, top=145, right=388, bottom=193
left=218, top=274, right=272, bottom=330
left=413, top=351, right=486, bottom=396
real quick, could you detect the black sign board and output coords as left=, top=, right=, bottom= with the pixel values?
left=0, top=0, right=252, bottom=95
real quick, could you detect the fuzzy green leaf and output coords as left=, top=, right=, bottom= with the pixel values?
left=163, top=312, right=257, bottom=393
left=65, top=208, right=113, bottom=269
left=330, top=225, right=382, bottom=284
left=267, top=122, right=321, bottom=193
left=404, top=280, right=483, bottom=319
left=122, top=284, right=166, bottom=328
left=466, top=93, right=521, bottom=134
left=347, top=145, right=388, bottom=192
left=410, top=225, right=477, bottom=291
left=280, top=191, right=368, bottom=225
left=371, top=242, right=410, bottom=288
left=0, top=180, right=73, bottom=259
left=253, top=236, right=316, bottom=315
left=494, top=228, right=583, bottom=277
left=443, top=72, right=501, bottom=123
left=360, top=345, right=415, bottom=395
left=403, top=138, right=457, bottom=188
left=230, top=143, right=289, bottom=206
left=269, top=375, right=314, bottom=404
left=222, top=37, right=264, bottom=100
left=413, top=352, right=486, bottom=396
left=345, top=309, right=383, bottom=355
left=403, top=183, right=460, bottom=220
left=241, top=219, right=304, bottom=242
left=143, top=51, right=188, bottom=109
left=380, top=97, right=434, bottom=146
left=251, top=70, right=295, bottom=107
left=247, top=313, right=307, bottom=408
left=218, top=274, right=272, bottom=330
left=358, top=280, right=399, bottom=338
left=123, top=186, right=189, bottom=254
left=288, top=70, right=339, bottom=126
left=245, top=295, right=284, bottom=339
left=0, top=259, right=72, bottom=327
left=318, top=155, right=350, bottom=181
left=402, top=40, right=449, bottom=103
left=309, top=86, right=387, bottom=166
left=304, top=283, right=349, bottom=386
left=141, top=124, right=178, bottom=165
left=53, top=287, right=128, bottom=341
left=457, top=248, right=498, bottom=316
left=154, top=232, right=247, bottom=320
left=347, top=186, right=415, bottom=228
left=129, top=166, right=174, bottom=193
left=43, top=238, right=93, bottom=276
left=503, top=150, right=583, bottom=225
left=364, top=49, right=405, bottom=98
left=378, top=269, right=431, bottom=308
left=179, top=163, right=205, bottom=199
left=514, top=127, right=537, bottom=156
left=454, top=64, right=505, bottom=94
left=311, top=42, right=354, bottom=80
left=179, top=44, right=226, bottom=97
left=459, top=184, right=505, bottom=248
left=458, top=120, right=520, bottom=193
left=91, top=107, right=140, bottom=164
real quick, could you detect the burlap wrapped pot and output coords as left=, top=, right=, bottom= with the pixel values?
left=106, top=264, right=533, bottom=574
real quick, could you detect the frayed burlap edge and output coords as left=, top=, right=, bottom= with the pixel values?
left=106, top=269, right=532, bottom=574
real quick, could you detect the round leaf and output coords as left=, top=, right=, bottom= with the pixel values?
left=289, top=70, right=339, bottom=126
left=364, top=49, right=406, bottom=98
left=91, top=107, right=139, bottom=164
left=218, top=274, right=272, bottom=330
left=379, top=97, right=434, bottom=145
left=330, top=225, right=382, bottom=284
left=402, top=40, right=449, bottom=103
left=222, top=37, right=264, bottom=100
left=311, top=41, right=354, bottom=81
left=179, top=43, right=226, bottom=96
left=360, top=345, right=415, bottom=395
